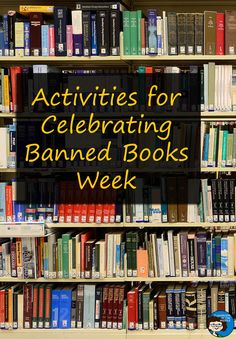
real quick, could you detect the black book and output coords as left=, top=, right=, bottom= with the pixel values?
left=211, top=179, right=218, bottom=222
left=71, top=288, right=77, bottom=328
left=97, top=10, right=110, bottom=55
left=94, top=286, right=103, bottom=328
left=217, top=179, right=224, bottom=222
left=110, top=9, right=120, bottom=55
left=223, top=179, right=230, bottom=222
left=229, top=179, right=235, bottom=222
left=76, top=2, right=123, bottom=10
left=82, top=11, right=91, bottom=56
left=54, top=7, right=71, bottom=56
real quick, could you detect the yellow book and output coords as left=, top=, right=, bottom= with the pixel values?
left=19, top=5, right=54, bottom=13
left=15, top=22, right=24, bottom=57
left=16, top=240, right=23, bottom=278
left=3, top=74, right=10, bottom=113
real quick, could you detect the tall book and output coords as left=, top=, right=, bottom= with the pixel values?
left=204, top=11, right=216, bottom=55
left=29, top=13, right=43, bottom=56
left=54, top=7, right=71, bottom=56
left=225, top=11, right=236, bottom=55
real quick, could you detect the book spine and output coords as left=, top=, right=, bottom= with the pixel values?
left=72, top=10, right=83, bottom=56
left=49, top=25, right=55, bottom=56
left=10, top=242, right=16, bottom=277
left=23, top=22, right=30, bottom=56
left=110, top=9, right=120, bottom=56
left=195, top=13, right=203, bottom=54
left=71, top=289, right=77, bottom=328
left=41, top=25, right=49, bottom=56
left=8, top=12, right=15, bottom=56
left=15, top=22, right=24, bottom=57
left=148, top=9, right=157, bottom=55
left=127, top=290, right=136, bottom=330
left=112, top=286, right=119, bottom=329
left=167, top=12, right=177, bottom=55
left=216, top=13, right=225, bottom=55
left=94, top=287, right=102, bottom=328
left=166, top=288, right=175, bottom=329
left=23, top=285, right=32, bottom=329
left=91, top=12, right=98, bottom=56
left=76, top=285, right=84, bottom=328
left=97, top=10, right=109, bottom=56
left=44, top=285, right=52, bottom=328
left=30, top=13, right=42, bottom=56
left=51, top=289, right=60, bottom=328
left=3, top=15, right=9, bottom=56
left=101, top=285, right=108, bottom=328
left=82, top=12, right=91, bottom=56
left=54, top=7, right=68, bottom=56
left=229, top=179, right=235, bottom=221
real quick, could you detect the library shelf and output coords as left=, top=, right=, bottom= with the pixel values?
left=0, top=56, right=126, bottom=66
left=126, top=330, right=219, bottom=339
left=121, top=54, right=236, bottom=63
left=0, top=329, right=126, bottom=339
left=46, top=222, right=122, bottom=228
left=201, top=167, right=236, bottom=172
left=0, top=276, right=235, bottom=283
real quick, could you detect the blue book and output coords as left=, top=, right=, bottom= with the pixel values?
left=221, top=237, right=228, bottom=276
left=91, top=13, right=98, bottom=55
left=212, top=237, right=216, bottom=276
left=51, top=288, right=61, bottom=328
left=3, top=15, right=9, bottom=56
left=116, top=242, right=121, bottom=274
left=24, top=22, right=30, bottom=56
left=203, top=133, right=209, bottom=166
left=59, top=287, right=73, bottom=328
left=41, top=25, right=49, bottom=56
left=148, top=9, right=157, bottom=55
left=197, top=231, right=207, bottom=277
left=83, top=285, right=95, bottom=328
left=0, top=21, right=4, bottom=56
left=206, top=240, right=212, bottom=276
left=12, top=179, right=25, bottom=222
left=215, top=234, right=221, bottom=276
left=0, top=183, right=6, bottom=221
left=166, top=284, right=175, bottom=329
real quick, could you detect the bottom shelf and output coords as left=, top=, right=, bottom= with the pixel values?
left=0, top=329, right=234, bottom=339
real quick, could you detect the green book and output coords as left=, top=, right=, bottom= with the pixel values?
left=57, top=238, right=63, bottom=278
left=227, top=133, right=233, bottom=166
left=62, top=232, right=73, bottom=278
left=142, top=288, right=151, bottom=330
left=130, top=11, right=138, bottom=55
left=222, top=129, right=228, bottom=166
left=137, top=10, right=142, bottom=55
left=123, top=11, right=131, bottom=55
left=233, top=127, right=236, bottom=166
left=213, top=127, right=218, bottom=166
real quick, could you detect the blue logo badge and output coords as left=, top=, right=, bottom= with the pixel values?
left=208, top=311, right=234, bottom=337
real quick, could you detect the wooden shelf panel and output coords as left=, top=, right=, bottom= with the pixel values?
left=0, top=276, right=235, bottom=283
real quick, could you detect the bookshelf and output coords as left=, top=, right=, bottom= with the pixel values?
left=1, top=0, right=236, bottom=336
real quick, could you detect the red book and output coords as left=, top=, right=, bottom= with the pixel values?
left=65, top=182, right=74, bottom=223
left=101, top=285, right=109, bottom=328
left=112, top=285, right=120, bottom=329
left=10, top=242, right=17, bottom=277
left=106, top=286, right=114, bottom=328
left=117, top=285, right=125, bottom=330
left=102, top=189, right=110, bottom=223
left=5, top=184, right=13, bottom=222
left=73, top=187, right=82, bottom=223
left=23, top=284, right=33, bottom=329
left=95, top=189, right=103, bottom=223
left=49, top=24, right=55, bottom=56
left=216, top=13, right=225, bottom=55
left=10, top=67, right=23, bottom=112
left=87, top=189, right=96, bottom=223
left=127, top=288, right=136, bottom=330
left=58, top=181, right=66, bottom=223
left=80, top=231, right=90, bottom=278
left=80, top=188, right=88, bottom=222
left=109, top=190, right=116, bottom=223
left=0, top=289, right=5, bottom=328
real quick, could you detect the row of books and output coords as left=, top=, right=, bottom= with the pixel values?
left=201, top=122, right=236, bottom=168
left=0, top=282, right=235, bottom=330
left=0, top=178, right=235, bottom=224
left=2, top=64, right=236, bottom=114
left=3, top=6, right=236, bottom=57
left=1, top=230, right=236, bottom=279
left=0, top=3, right=123, bottom=57
left=127, top=282, right=236, bottom=330
left=0, top=283, right=126, bottom=329
left=123, top=10, right=236, bottom=56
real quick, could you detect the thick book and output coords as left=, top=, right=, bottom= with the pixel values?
left=177, top=13, right=186, bottom=54
left=167, top=12, right=177, bottom=55
left=186, top=13, right=194, bottom=54
left=97, top=10, right=110, bottom=56
left=225, top=11, right=236, bottom=55
left=204, top=11, right=216, bottom=55
left=82, top=11, right=91, bottom=56
left=54, top=7, right=71, bottom=56
left=29, top=13, right=43, bottom=56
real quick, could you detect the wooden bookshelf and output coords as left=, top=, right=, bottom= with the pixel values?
left=0, top=276, right=235, bottom=283
left=0, top=329, right=126, bottom=339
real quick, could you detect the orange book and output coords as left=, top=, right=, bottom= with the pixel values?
left=137, top=249, right=148, bottom=277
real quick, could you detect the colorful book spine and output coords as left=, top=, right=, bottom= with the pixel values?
left=148, top=9, right=157, bottom=55
left=41, top=25, right=49, bottom=57
left=66, top=25, right=73, bottom=56
left=24, top=22, right=30, bottom=56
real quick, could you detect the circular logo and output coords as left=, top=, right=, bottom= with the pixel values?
left=208, top=311, right=234, bottom=337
